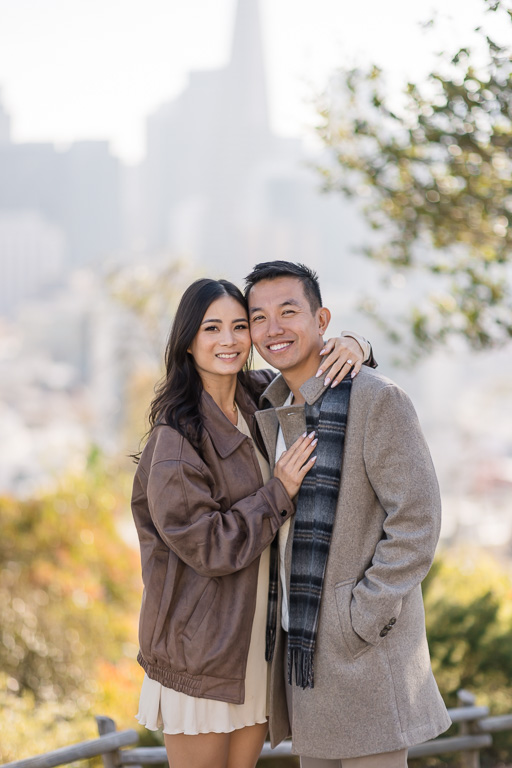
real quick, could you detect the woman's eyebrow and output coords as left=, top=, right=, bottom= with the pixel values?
left=201, top=317, right=248, bottom=324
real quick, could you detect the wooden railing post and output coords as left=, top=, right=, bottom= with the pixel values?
left=458, top=690, right=481, bottom=768
left=96, top=717, right=143, bottom=768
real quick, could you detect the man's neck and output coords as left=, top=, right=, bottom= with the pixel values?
left=281, top=361, right=319, bottom=405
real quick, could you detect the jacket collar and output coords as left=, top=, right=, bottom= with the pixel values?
left=260, top=369, right=330, bottom=409
left=200, top=379, right=257, bottom=459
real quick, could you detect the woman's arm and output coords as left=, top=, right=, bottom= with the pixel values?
left=317, top=331, right=377, bottom=388
left=144, top=431, right=315, bottom=578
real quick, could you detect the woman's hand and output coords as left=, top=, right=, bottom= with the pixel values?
left=274, top=431, right=317, bottom=499
left=316, top=335, right=365, bottom=388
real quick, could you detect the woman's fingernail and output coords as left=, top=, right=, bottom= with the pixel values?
left=324, top=377, right=331, bottom=386
left=351, top=370, right=356, bottom=378
left=319, top=349, right=326, bottom=355
left=302, top=431, right=307, bottom=438
left=331, top=380, right=338, bottom=388
left=315, top=368, right=323, bottom=378
left=308, top=430, right=315, bottom=439
left=311, top=438, right=318, bottom=447
left=310, top=455, right=317, bottom=462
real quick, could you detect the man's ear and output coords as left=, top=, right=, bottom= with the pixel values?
left=317, top=307, right=331, bottom=335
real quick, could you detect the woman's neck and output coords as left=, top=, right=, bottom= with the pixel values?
left=201, top=373, right=239, bottom=425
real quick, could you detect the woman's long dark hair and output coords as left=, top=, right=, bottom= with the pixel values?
left=135, top=278, right=256, bottom=460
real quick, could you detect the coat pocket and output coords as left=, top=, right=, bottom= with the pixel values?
left=182, top=579, right=219, bottom=642
left=334, top=578, right=372, bottom=660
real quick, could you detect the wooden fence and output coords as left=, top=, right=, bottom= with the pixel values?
left=3, top=690, right=512, bottom=768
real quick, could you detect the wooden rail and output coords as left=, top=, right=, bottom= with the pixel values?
left=2, top=690, right=512, bottom=768
left=0, top=729, right=138, bottom=768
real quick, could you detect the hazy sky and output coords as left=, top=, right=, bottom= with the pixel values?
left=0, top=0, right=497, bottom=164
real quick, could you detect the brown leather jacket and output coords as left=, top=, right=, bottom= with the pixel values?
left=131, top=370, right=294, bottom=704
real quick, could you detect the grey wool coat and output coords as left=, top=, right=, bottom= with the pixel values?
left=255, top=366, right=451, bottom=760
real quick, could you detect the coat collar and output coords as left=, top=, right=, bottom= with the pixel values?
left=256, top=371, right=331, bottom=466
left=200, top=379, right=257, bottom=459
left=260, top=369, right=330, bottom=409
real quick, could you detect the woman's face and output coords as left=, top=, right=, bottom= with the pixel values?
left=188, top=295, right=251, bottom=382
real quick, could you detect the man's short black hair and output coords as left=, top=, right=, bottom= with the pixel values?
left=244, top=261, right=322, bottom=313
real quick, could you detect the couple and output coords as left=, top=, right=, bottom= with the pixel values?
left=131, top=261, right=451, bottom=768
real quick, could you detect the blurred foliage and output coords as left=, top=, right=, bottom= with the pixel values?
left=413, top=550, right=512, bottom=766
left=0, top=673, right=98, bottom=765
left=107, top=258, right=202, bottom=361
left=316, top=0, right=512, bottom=360
left=0, top=450, right=144, bottom=762
left=107, top=259, right=203, bottom=457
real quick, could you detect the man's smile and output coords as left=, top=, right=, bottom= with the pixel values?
left=267, top=341, right=294, bottom=352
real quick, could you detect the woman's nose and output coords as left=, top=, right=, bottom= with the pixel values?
left=220, top=331, right=236, bottom=345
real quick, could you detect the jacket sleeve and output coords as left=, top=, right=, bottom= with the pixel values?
left=147, top=454, right=294, bottom=577
left=351, top=383, right=441, bottom=645
left=341, top=330, right=378, bottom=368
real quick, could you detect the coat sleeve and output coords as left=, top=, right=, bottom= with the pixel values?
left=147, top=453, right=294, bottom=577
left=351, top=383, right=441, bottom=645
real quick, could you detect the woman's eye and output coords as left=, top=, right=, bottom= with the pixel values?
left=204, top=325, right=218, bottom=332
left=235, top=323, right=249, bottom=331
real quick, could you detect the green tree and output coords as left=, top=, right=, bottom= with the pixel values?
left=317, top=0, right=512, bottom=358
left=418, top=552, right=512, bottom=766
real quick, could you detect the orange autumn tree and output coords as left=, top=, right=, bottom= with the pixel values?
left=0, top=451, right=143, bottom=761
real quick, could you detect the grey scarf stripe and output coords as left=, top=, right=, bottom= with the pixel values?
left=263, top=376, right=352, bottom=686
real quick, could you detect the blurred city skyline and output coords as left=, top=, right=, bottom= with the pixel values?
left=0, top=0, right=498, bottom=163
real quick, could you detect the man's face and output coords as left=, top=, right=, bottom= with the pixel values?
left=248, top=276, right=329, bottom=380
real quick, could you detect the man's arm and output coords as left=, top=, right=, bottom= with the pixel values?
left=350, top=383, right=441, bottom=646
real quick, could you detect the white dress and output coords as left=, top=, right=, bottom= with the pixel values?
left=136, top=408, right=271, bottom=735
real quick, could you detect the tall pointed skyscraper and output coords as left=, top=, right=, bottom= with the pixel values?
left=144, top=0, right=276, bottom=261
left=143, top=0, right=347, bottom=277
left=225, top=0, right=270, bottom=133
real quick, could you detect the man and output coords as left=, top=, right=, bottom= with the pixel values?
left=245, top=261, right=451, bottom=768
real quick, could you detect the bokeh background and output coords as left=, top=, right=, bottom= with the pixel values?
left=1, top=0, right=511, bottom=765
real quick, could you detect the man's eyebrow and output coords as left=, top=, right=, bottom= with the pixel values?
left=249, top=299, right=301, bottom=314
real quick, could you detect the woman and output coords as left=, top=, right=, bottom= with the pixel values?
left=131, top=278, right=368, bottom=768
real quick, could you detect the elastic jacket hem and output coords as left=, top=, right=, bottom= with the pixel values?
left=137, top=651, right=245, bottom=704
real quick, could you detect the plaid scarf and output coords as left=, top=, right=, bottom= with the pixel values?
left=265, top=377, right=352, bottom=689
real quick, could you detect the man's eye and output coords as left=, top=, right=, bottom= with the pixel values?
left=251, top=315, right=265, bottom=323
left=282, top=309, right=295, bottom=315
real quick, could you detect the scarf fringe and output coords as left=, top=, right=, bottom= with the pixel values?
left=265, top=625, right=276, bottom=662
left=288, top=646, right=315, bottom=689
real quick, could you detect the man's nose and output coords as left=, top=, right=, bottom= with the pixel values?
left=267, top=316, right=284, bottom=336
